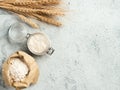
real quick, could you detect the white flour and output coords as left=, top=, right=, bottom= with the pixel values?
left=28, top=34, right=49, bottom=54
left=9, top=58, right=28, bottom=82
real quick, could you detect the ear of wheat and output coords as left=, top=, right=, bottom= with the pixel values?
left=18, top=14, right=39, bottom=28
left=11, top=0, right=61, bottom=6
left=33, top=14, right=62, bottom=26
left=0, top=0, right=64, bottom=28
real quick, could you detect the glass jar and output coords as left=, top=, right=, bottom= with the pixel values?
left=27, top=33, right=55, bottom=55
left=8, top=23, right=27, bottom=43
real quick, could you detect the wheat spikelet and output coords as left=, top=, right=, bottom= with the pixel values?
left=20, top=4, right=43, bottom=9
left=20, top=4, right=61, bottom=10
left=33, top=14, right=61, bottom=26
left=18, top=14, right=39, bottom=28
left=12, top=1, right=37, bottom=6
left=38, top=9, right=64, bottom=16
left=0, top=4, right=40, bottom=13
left=11, top=0, right=60, bottom=6
left=37, top=0, right=61, bottom=5
left=0, top=0, right=16, bottom=3
left=38, top=6, right=63, bottom=10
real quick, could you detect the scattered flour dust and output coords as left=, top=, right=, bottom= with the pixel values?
left=9, top=58, right=28, bottom=82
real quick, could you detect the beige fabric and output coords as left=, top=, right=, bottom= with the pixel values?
left=2, top=51, right=39, bottom=90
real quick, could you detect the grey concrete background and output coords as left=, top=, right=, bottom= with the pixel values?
left=0, top=0, right=120, bottom=90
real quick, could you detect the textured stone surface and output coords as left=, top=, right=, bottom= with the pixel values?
left=0, top=0, right=120, bottom=90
